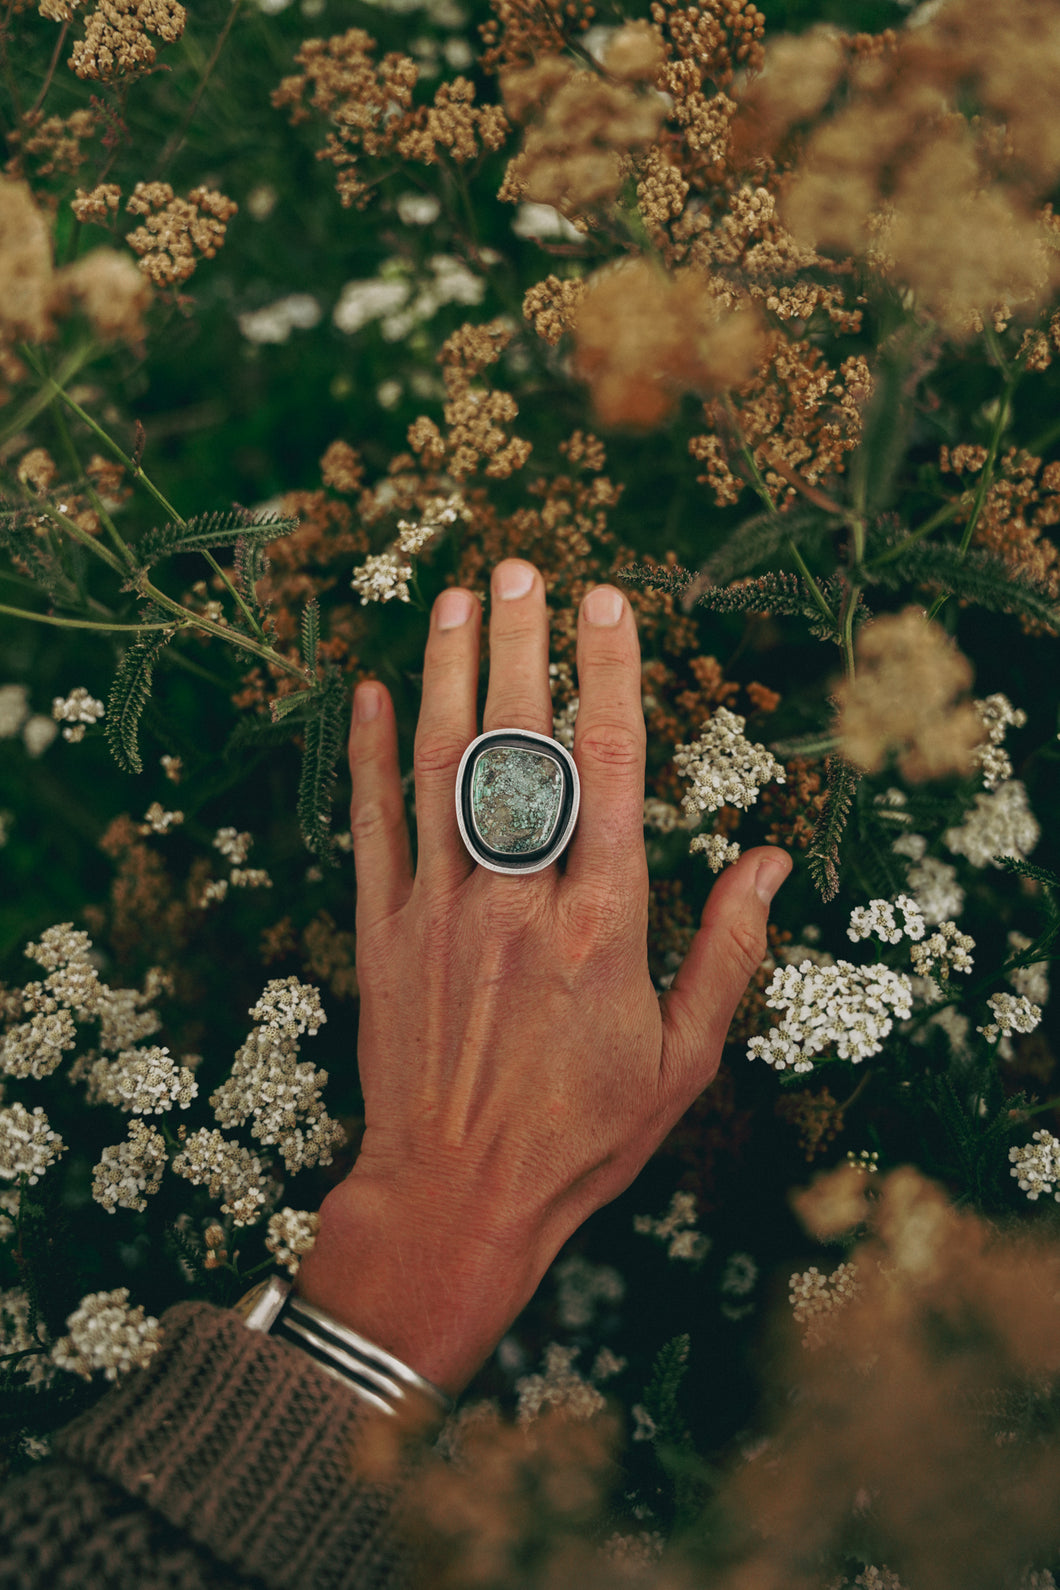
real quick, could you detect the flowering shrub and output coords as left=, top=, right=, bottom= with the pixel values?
left=2, top=0, right=1060, bottom=1582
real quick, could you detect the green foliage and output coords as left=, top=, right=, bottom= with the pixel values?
left=807, top=755, right=862, bottom=902
left=642, top=1332, right=692, bottom=1449
left=104, top=610, right=178, bottom=774
left=301, top=597, right=320, bottom=676
left=135, top=512, right=299, bottom=570
left=296, top=668, right=349, bottom=861
left=869, top=541, right=1060, bottom=629
left=701, top=506, right=838, bottom=586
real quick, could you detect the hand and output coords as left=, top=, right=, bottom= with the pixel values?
left=295, top=559, right=790, bottom=1394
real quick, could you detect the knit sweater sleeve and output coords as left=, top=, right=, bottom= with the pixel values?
left=0, top=1301, right=432, bottom=1590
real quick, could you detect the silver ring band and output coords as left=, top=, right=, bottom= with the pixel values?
left=455, top=728, right=580, bottom=875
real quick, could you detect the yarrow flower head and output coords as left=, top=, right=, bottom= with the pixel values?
left=633, top=1190, right=710, bottom=1261
left=789, top=1260, right=860, bottom=1349
left=978, top=992, right=1042, bottom=1044
left=972, top=693, right=1027, bottom=790
left=265, top=1206, right=321, bottom=1275
left=747, top=959, right=914, bottom=1073
left=86, top=1044, right=198, bottom=1114
left=689, top=832, right=742, bottom=872
left=0, top=1102, right=66, bottom=1184
left=92, top=1120, right=167, bottom=1213
left=171, top=1127, right=269, bottom=1225
left=1009, top=1130, right=1060, bottom=1202
left=350, top=549, right=413, bottom=604
left=910, top=922, right=975, bottom=980
left=213, top=827, right=253, bottom=864
left=673, top=706, right=785, bottom=816
left=847, top=894, right=925, bottom=946
left=943, top=780, right=1040, bottom=868
left=1007, top=931, right=1051, bottom=1006
left=514, top=1343, right=606, bottom=1426
left=249, top=977, right=326, bottom=1040
left=139, top=802, right=183, bottom=835
left=51, top=686, right=104, bottom=742
left=51, top=1287, right=161, bottom=1381
left=394, top=492, right=468, bottom=555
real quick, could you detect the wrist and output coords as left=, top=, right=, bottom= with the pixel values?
left=293, top=1169, right=551, bottom=1398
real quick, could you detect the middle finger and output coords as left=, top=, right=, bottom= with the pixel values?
left=482, top=559, right=554, bottom=737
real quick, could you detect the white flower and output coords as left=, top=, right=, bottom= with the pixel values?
left=237, top=293, right=322, bottom=345
left=972, top=693, right=1026, bottom=790
left=0, top=1288, right=54, bottom=1387
left=643, top=798, right=699, bottom=833
left=601, top=1529, right=666, bottom=1574
left=171, top=1127, right=269, bottom=1225
left=396, top=191, right=442, bottom=226
left=943, top=780, right=1039, bottom=868
left=1009, top=1130, right=1060, bottom=1202
left=140, top=803, right=183, bottom=835
left=673, top=706, right=785, bottom=815
left=903, top=851, right=965, bottom=925
left=92, top=1120, right=167, bottom=1213
left=552, top=1254, right=625, bottom=1330
left=0, top=684, right=29, bottom=739
left=350, top=550, right=413, bottom=605
left=515, top=1343, right=606, bottom=1425
left=51, top=686, right=104, bottom=742
left=747, top=959, right=914, bottom=1073
left=0, top=1008, right=77, bottom=1079
left=394, top=492, right=468, bottom=556
left=199, top=878, right=229, bottom=906
left=161, top=754, right=183, bottom=782
left=909, top=921, right=975, bottom=980
left=333, top=278, right=411, bottom=336
left=22, top=715, right=58, bottom=756
left=87, top=1045, right=198, bottom=1114
left=213, top=827, right=253, bottom=864
left=0, top=1103, right=66, bottom=1184
left=51, top=1287, right=161, bottom=1381
left=25, top=923, right=94, bottom=971
left=230, top=867, right=272, bottom=889
left=265, top=1207, right=321, bottom=1275
left=978, top=992, right=1042, bottom=1045
left=248, top=977, right=326, bottom=1039
left=633, top=1190, right=710, bottom=1261
left=689, top=833, right=742, bottom=872
left=789, top=1261, right=859, bottom=1349
left=847, top=894, right=925, bottom=946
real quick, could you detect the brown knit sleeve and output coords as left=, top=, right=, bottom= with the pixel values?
left=0, top=1301, right=431, bottom=1590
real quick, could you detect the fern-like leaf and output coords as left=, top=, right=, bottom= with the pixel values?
left=642, top=1333, right=692, bottom=1448
left=270, top=688, right=315, bottom=724
left=807, top=754, right=862, bottom=902
left=870, top=542, right=1060, bottom=630
left=301, top=597, right=320, bottom=676
left=615, top=561, right=695, bottom=599
left=136, top=511, right=299, bottom=569
left=105, top=609, right=178, bottom=774
left=700, top=505, right=837, bottom=586
left=297, top=670, right=349, bottom=861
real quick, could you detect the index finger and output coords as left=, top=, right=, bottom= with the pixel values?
left=562, top=584, right=648, bottom=900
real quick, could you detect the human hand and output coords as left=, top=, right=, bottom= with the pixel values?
left=295, top=559, right=790, bottom=1394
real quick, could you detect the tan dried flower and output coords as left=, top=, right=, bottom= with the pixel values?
left=603, top=19, right=666, bottom=83
left=6, top=108, right=97, bottom=180
left=17, top=448, right=58, bottom=493
left=834, top=607, right=983, bottom=782
left=56, top=247, right=151, bottom=342
left=396, top=77, right=509, bottom=168
left=125, top=183, right=237, bottom=288
left=571, top=258, right=764, bottom=429
left=319, top=440, right=364, bottom=495
left=0, top=177, right=54, bottom=344
left=70, top=0, right=186, bottom=82
left=71, top=183, right=121, bottom=225
left=408, top=318, right=532, bottom=479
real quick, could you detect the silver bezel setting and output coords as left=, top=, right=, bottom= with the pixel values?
left=455, top=727, right=580, bottom=875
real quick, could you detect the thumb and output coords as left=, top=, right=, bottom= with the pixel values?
left=659, top=845, right=791, bottom=1094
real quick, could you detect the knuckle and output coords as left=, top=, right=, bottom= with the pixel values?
left=349, top=797, right=397, bottom=847
left=724, top=916, right=768, bottom=982
left=562, top=885, right=625, bottom=954
left=414, top=730, right=464, bottom=779
left=576, top=719, right=644, bottom=770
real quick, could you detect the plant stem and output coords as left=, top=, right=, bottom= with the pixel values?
left=27, top=17, right=68, bottom=117
left=139, top=575, right=311, bottom=681
left=0, top=344, right=93, bottom=448
left=926, top=368, right=1017, bottom=622
left=866, top=498, right=964, bottom=572
left=50, top=398, right=132, bottom=570
left=153, top=0, right=242, bottom=177
left=0, top=600, right=180, bottom=632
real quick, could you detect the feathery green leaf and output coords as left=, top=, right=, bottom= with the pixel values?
left=136, top=511, right=298, bottom=569
left=105, top=609, right=178, bottom=774
left=702, top=505, right=837, bottom=586
left=807, top=755, right=862, bottom=902
left=297, top=670, right=349, bottom=861
left=301, top=597, right=320, bottom=676
left=869, top=541, right=1059, bottom=629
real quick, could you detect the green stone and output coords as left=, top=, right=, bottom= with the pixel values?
left=470, top=746, right=564, bottom=855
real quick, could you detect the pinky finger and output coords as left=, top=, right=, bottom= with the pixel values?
left=349, top=681, right=414, bottom=932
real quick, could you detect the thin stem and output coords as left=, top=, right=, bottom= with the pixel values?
left=153, top=0, right=242, bottom=177
left=50, top=399, right=132, bottom=569
left=37, top=498, right=128, bottom=576
left=0, top=343, right=94, bottom=448
left=140, top=575, right=312, bottom=682
left=787, top=538, right=837, bottom=630
left=0, top=600, right=180, bottom=632
left=866, top=498, right=964, bottom=572
left=201, top=548, right=267, bottom=641
left=926, top=371, right=1016, bottom=622
left=27, top=17, right=69, bottom=117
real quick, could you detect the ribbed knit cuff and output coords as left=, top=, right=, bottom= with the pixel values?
left=55, top=1301, right=432, bottom=1590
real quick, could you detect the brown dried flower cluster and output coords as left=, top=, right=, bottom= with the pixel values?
left=742, top=0, right=1060, bottom=332
left=124, top=182, right=237, bottom=288
left=498, top=52, right=665, bottom=220
left=69, top=0, right=186, bottom=83
left=942, top=444, right=1060, bottom=626
left=5, top=107, right=97, bottom=181
left=71, top=182, right=121, bottom=224
left=395, top=77, right=509, bottom=169
left=570, top=258, right=764, bottom=430
left=272, top=29, right=419, bottom=210
left=834, top=607, right=983, bottom=782
left=408, top=319, right=532, bottom=480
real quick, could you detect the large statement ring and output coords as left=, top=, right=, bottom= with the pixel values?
left=456, top=728, right=580, bottom=875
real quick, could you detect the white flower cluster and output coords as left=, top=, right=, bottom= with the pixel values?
left=0, top=1288, right=54, bottom=1387
left=0, top=1103, right=66, bottom=1184
left=909, top=921, right=975, bottom=981
left=642, top=798, right=700, bottom=834
left=977, top=992, right=1042, bottom=1045
left=230, top=868, right=272, bottom=890
left=1009, top=1130, right=1060, bottom=1202
left=395, top=492, right=468, bottom=556
left=265, top=1206, right=321, bottom=1275
left=249, top=977, right=326, bottom=1040
left=50, top=1287, right=161, bottom=1381
left=161, top=754, right=183, bottom=783
left=972, top=693, right=1027, bottom=790
left=689, top=833, right=742, bottom=872
left=92, top=1120, right=167, bottom=1213
left=350, top=549, right=413, bottom=605
left=97, top=982, right=164, bottom=1053
left=86, top=1044, right=198, bottom=1115
left=943, top=780, right=1040, bottom=868
left=139, top=802, right=183, bottom=835
left=1008, top=931, right=1051, bottom=1006
left=633, top=1190, right=710, bottom=1262
left=210, top=1022, right=344, bottom=1176
left=789, top=1261, right=860, bottom=1349
left=51, top=686, right=104, bottom=742
left=213, top=827, right=253, bottom=864
left=514, top=1342, right=606, bottom=1426
left=1, top=1007, right=77, bottom=1079
left=171, top=1127, right=269, bottom=1226
left=0, top=682, right=57, bottom=757
left=747, top=959, right=914, bottom=1073
left=601, top=1530, right=666, bottom=1575
left=673, top=706, right=785, bottom=815
left=552, top=1254, right=625, bottom=1330
left=847, top=894, right=925, bottom=946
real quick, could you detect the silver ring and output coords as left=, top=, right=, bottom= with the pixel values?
left=455, top=728, right=580, bottom=875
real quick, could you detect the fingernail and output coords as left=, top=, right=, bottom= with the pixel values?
left=584, top=585, right=622, bottom=626
left=755, top=853, right=792, bottom=905
left=495, top=561, right=534, bottom=600
left=355, top=682, right=381, bottom=723
left=436, top=588, right=474, bottom=629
